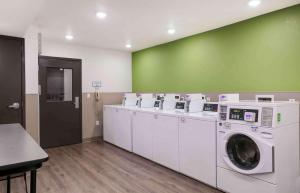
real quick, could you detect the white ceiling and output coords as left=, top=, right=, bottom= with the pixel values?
left=0, top=0, right=43, bottom=37
left=1, top=0, right=300, bottom=51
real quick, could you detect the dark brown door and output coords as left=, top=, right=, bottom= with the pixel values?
left=0, top=35, right=25, bottom=125
left=39, top=56, right=82, bottom=148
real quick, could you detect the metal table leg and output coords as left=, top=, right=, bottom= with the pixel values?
left=30, top=170, right=36, bottom=193
left=7, top=176, right=10, bottom=193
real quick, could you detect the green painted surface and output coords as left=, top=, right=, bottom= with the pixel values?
left=132, top=5, right=300, bottom=92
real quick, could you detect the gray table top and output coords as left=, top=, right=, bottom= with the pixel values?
left=0, top=124, right=48, bottom=170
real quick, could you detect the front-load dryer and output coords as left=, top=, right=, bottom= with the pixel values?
left=217, top=101, right=299, bottom=193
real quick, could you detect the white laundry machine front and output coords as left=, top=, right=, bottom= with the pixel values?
left=217, top=101, right=299, bottom=193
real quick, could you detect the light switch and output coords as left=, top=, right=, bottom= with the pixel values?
left=87, top=93, right=90, bottom=98
left=96, top=121, right=100, bottom=126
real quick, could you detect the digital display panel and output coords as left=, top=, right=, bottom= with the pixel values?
left=230, top=109, right=244, bottom=121
left=258, top=98, right=272, bottom=102
left=229, top=108, right=259, bottom=122
left=175, top=102, right=185, bottom=109
left=203, top=103, right=218, bottom=112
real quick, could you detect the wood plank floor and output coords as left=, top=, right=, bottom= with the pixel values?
left=0, top=141, right=222, bottom=193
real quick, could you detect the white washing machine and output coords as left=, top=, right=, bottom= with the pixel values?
left=217, top=101, right=299, bottom=193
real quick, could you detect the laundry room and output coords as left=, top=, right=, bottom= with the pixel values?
left=0, top=1, right=300, bottom=193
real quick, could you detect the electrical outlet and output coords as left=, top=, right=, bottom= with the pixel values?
left=96, top=121, right=100, bottom=126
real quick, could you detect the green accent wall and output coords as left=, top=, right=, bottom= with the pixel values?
left=132, top=5, right=300, bottom=92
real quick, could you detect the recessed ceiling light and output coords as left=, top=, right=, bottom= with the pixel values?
left=96, top=12, right=107, bottom=19
left=168, top=28, right=176, bottom=35
left=126, top=44, right=132, bottom=48
left=65, top=35, right=74, bottom=40
left=248, top=0, right=261, bottom=7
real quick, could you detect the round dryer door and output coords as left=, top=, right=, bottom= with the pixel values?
left=226, top=134, right=260, bottom=170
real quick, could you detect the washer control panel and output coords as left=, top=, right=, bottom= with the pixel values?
left=229, top=108, right=259, bottom=122
left=203, top=103, right=218, bottom=112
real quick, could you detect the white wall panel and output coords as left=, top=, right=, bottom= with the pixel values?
left=24, top=26, right=39, bottom=94
left=42, top=40, right=132, bottom=93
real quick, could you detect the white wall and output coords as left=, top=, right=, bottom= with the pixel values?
left=24, top=26, right=39, bottom=94
left=42, top=40, right=132, bottom=93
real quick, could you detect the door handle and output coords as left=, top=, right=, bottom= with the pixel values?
left=74, top=97, right=79, bottom=109
left=8, top=102, right=20, bottom=110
